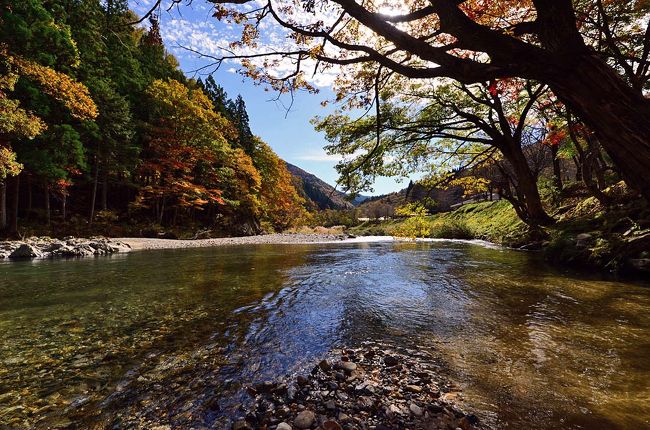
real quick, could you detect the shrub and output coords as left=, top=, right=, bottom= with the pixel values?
left=429, top=219, right=474, bottom=239
left=390, top=216, right=432, bottom=238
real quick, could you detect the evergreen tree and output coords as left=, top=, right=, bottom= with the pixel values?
left=232, top=95, right=254, bottom=154
left=87, top=79, right=135, bottom=220
left=199, top=75, right=231, bottom=120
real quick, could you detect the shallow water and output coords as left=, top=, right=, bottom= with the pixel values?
left=0, top=241, right=648, bottom=429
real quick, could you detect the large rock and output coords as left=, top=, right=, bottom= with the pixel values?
left=575, top=233, right=593, bottom=248
left=9, top=244, right=42, bottom=259
left=43, top=241, right=65, bottom=252
left=2, top=237, right=130, bottom=260
left=294, top=410, right=315, bottom=429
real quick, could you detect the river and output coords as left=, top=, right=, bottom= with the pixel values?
left=0, top=240, right=648, bottom=429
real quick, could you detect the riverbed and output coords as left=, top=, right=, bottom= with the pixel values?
left=0, top=240, right=648, bottom=429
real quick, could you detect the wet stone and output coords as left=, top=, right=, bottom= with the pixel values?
left=322, top=420, right=343, bottom=430
left=405, top=384, right=423, bottom=393
left=294, top=410, right=315, bottom=429
left=339, top=361, right=357, bottom=373
left=240, top=343, right=479, bottom=430
left=319, top=359, right=332, bottom=372
left=409, top=403, right=423, bottom=416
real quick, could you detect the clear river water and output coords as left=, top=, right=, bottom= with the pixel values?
left=0, top=240, right=648, bottom=429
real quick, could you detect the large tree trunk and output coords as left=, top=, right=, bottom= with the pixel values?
left=27, top=175, right=32, bottom=220
left=89, top=159, right=99, bottom=224
left=550, top=144, right=563, bottom=190
left=502, top=143, right=554, bottom=226
left=7, top=174, right=19, bottom=235
left=567, top=123, right=611, bottom=205
left=101, top=169, right=108, bottom=211
left=548, top=54, right=650, bottom=200
left=45, top=185, right=50, bottom=226
left=62, top=192, right=67, bottom=223
left=0, top=180, right=6, bottom=231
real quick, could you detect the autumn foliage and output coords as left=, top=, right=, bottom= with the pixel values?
left=0, top=1, right=306, bottom=235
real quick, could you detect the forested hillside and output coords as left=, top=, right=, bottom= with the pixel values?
left=0, top=0, right=306, bottom=238
left=285, top=162, right=354, bottom=211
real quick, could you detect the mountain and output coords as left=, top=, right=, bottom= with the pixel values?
left=351, top=195, right=371, bottom=206
left=356, top=181, right=465, bottom=217
left=285, top=162, right=355, bottom=210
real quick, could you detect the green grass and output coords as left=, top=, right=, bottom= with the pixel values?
left=349, top=190, right=649, bottom=274
left=353, top=200, right=527, bottom=245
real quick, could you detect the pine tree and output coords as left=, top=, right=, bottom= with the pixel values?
left=232, top=95, right=254, bottom=154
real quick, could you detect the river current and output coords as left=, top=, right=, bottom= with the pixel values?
left=0, top=240, right=648, bottom=429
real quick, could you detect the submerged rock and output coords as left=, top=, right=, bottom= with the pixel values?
left=239, top=343, right=481, bottom=430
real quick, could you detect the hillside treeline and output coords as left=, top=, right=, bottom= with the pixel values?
left=0, top=0, right=305, bottom=237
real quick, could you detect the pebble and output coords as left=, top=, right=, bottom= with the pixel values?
left=241, top=343, right=479, bottom=430
left=319, top=359, right=331, bottom=371
left=410, top=403, right=423, bottom=416
left=383, top=355, right=399, bottom=366
left=405, top=384, right=423, bottom=393
left=339, top=361, right=357, bottom=373
left=322, top=420, right=342, bottom=430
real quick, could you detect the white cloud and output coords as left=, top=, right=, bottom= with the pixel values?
left=293, top=150, right=343, bottom=162
left=133, top=0, right=342, bottom=89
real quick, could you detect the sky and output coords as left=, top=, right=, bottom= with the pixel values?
left=128, top=0, right=411, bottom=195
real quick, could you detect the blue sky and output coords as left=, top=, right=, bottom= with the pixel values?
left=128, top=0, right=410, bottom=195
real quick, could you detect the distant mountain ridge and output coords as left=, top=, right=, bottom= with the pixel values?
left=285, top=162, right=355, bottom=210
left=355, top=181, right=465, bottom=217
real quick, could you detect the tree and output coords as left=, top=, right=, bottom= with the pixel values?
left=252, top=139, right=306, bottom=230
left=198, top=75, right=231, bottom=119
left=209, top=0, right=650, bottom=200
left=135, top=78, right=235, bottom=223
left=0, top=0, right=310, bottom=235
left=15, top=124, right=86, bottom=224
left=0, top=71, right=42, bottom=230
left=136, top=14, right=185, bottom=91
left=317, top=79, right=555, bottom=226
left=231, top=95, right=255, bottom=153
left=0, top=0, right=97, bottom=233
left=87, top=79, right=136, bottom=221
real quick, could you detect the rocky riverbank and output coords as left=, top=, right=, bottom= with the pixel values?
left=0, top=237, right=131, bottom=259
left=117, top=233, right=370, bottom=251
left=0, top=234, right=385, bottom=260
left=231, top=344, right=482, bottom=430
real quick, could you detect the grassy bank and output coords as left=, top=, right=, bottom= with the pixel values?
left=349, top=188, right=650, bottom=274
left=350, top=200, right=525, bottom=243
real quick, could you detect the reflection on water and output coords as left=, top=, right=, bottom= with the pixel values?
left=0, top=242, right=648, bottom=429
